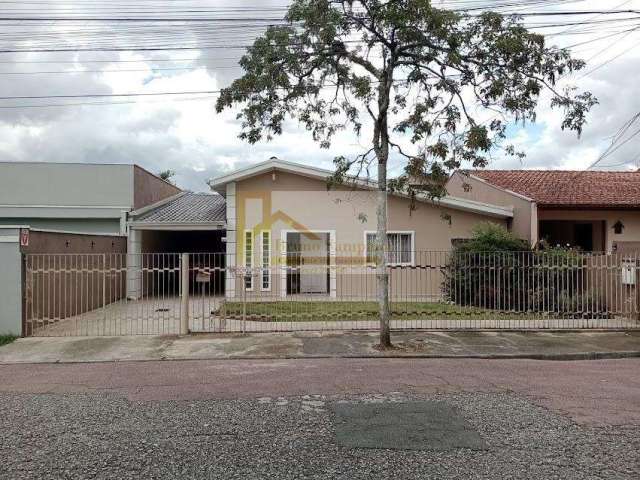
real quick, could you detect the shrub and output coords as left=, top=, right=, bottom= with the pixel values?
left=443, top=223, right=588, bottom=313
left=454, top=222, right=529, bottom=253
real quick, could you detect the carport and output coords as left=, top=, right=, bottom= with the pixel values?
left=127, top=192, right=227, bottom=299
left=21, top=193, right=230, bottom=337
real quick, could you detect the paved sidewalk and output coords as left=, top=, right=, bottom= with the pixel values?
left=1, top=330, right=639, bottom=363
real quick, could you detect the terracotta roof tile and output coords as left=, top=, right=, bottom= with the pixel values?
left=469, top=170, right=640, bottom=208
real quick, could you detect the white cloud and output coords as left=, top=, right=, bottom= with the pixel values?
left=0, top=0, right=639, bottom=193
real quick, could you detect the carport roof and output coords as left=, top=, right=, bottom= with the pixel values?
left=130, top=192, right=226, bottom=228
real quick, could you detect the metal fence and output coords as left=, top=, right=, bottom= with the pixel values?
left=23, top=251, right=640, bottom=336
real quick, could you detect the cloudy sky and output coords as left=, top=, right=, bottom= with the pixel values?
left=0, top=0, right=638, bottom=192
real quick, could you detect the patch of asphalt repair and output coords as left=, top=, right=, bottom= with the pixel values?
left=331, top=401, right=487, bottom=451
left=0, top=391, right=638, bottom=479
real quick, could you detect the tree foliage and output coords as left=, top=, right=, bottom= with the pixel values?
left=215, top=0, right=597, bottom=346
left=216, top=0, right=596, bottom=197
left=158, top=169, right=176, bottom=185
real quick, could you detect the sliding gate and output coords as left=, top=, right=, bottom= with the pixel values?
left=24, top=253, right=183, bottom=336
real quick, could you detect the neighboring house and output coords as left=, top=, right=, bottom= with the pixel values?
left=0, top=161, right=182, bottom=335
left=0, top=162, right=181, bottom=234
left=447, top=169, right=640, bottom=253
left=208, top=158, right=513, bottom=299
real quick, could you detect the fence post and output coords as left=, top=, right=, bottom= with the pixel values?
left=102, top=253, right=107, bottom=322
left=180, top=253, right=190, bottom=335
left=636, top=258, right=640, bottom=322
left=242, top=269, right=247, bottom=333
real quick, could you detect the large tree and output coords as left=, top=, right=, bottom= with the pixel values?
left=216, top=0, right=596, bottom=348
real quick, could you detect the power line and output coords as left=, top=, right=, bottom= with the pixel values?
left=583, top=112, right=640, bottom=171
left=578, top=39, right=640, bottom=79
left=0, top=65, right=240, bottom=75
left=0, top=94, right=220, bottom=109
left=0, top=89, right=223, bottom=100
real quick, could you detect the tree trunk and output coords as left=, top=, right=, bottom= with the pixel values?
left=376, top=158, right=391, bottom=348
left=374, top=63, right=393, bottom=349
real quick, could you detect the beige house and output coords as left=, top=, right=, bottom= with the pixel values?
left=447, top=170, right=640, bottom=253
left=209, top=158, right=512, bottom=299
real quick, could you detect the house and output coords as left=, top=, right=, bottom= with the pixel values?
left=447, top=169, right=640, bottom=253
left=6, top=158, right=638, bottom=337
left=0, top=162, right=181, bottom=234
left=208, top=158, right=513, bottom=299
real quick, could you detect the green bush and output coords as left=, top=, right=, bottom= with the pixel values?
left=0, top=335, right=17, bottom=347
left=443, top=223, right=588, bottom=313
left=454, top=222, right=529, bottom=253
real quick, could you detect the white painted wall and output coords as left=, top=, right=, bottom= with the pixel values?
left=0, top=227, right=22, bottom=335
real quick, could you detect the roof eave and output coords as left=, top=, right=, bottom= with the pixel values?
left=128, top=221, right=226, bottom=231
left=460, top=171, right=535, bottom=202
left=538, top=203, right=640, bottom=210
left=209, top=159, right=512, bottom=218
left=129, top=191, right=187, bottom=218
left=432, top=196, right=513, bottom=218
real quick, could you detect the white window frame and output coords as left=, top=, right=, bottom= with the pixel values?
left=260, top=230, right=271, bottom=291
left=243, top=229, right=254, bottom=291
left=364, top=230, right=415, bottom=266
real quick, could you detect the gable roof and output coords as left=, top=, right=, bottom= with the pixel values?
left=468, top=170, right=640, bottom=209
left=130, top=192, right=226, bottom=227
left=209, top=158, right=513, bottom=219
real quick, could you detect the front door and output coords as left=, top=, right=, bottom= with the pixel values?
left=299, top=232, right=328, bottom=294
left=574, top=223, right=593, bottom=252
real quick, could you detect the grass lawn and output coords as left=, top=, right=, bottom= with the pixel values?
left=220, top=301, right=514, bottom=321
left=0, top=335, right=17, bottom=347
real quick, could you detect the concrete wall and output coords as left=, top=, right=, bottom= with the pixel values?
left=0, top=163, right=182, bottom=236
left=230, top=171, right=508, bottom=300
left=133, top=165, right=182, bottom=210
left=0, top=162, right=134, bottom=235
left=0, top=162, right=134, bottom=208
left=538, top=209, right=640, bottom=253
left=5, top=218, right=121, bottom=234
left=0, top=227, right=22, bottom=335
left=21, top=230, right=126, bottom=254
left=447, top=172, right=536, bottom=244
left=21, top=230, right=127, bottom=336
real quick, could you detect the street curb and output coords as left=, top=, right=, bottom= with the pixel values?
left=163, top=350, right=640, bottom=362
left=1, top=350, right=639, bottom=365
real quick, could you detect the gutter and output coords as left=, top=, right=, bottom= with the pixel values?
left=128, top=221, right=226, bottom=231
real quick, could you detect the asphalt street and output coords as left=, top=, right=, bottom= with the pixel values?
left=0, top=358, right=638, bottom=479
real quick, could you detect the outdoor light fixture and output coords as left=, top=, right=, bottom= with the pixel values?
left=613, top=220, right=624, bottom=234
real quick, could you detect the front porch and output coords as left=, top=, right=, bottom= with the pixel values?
left=538, top=218, right=606, bottom=252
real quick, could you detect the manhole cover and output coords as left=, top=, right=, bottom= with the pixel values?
left=330, top=401, right=487, bottom=451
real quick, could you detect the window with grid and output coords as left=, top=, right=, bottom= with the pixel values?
left=244, top=230, right=253, bottom=290
left=261, top=231, right=271, bottom=290
left=365, top=232, right=414, bottom=265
